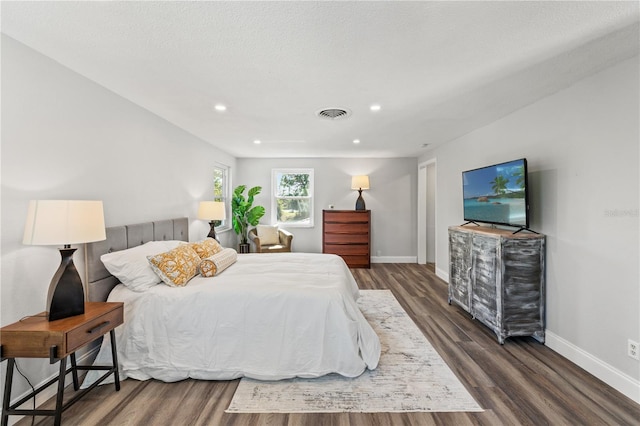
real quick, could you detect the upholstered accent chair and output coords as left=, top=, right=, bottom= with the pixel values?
left=248, top=226, right=293, bottom=253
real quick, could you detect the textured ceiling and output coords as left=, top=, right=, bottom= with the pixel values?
left=2, top=1, right=639, bottom=158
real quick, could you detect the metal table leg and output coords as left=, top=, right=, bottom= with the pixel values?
left=53, top=357, right=67, bottom=426
left=109, top=329, right=121, bottom=391
left=1, top=359, right=15, bottom=426
left=70, top=353, right=79, bottom=391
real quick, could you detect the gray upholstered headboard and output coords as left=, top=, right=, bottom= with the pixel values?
left=84, top=217, right=189, bottom=302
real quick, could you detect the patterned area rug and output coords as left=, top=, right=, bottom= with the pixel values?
left=226, top=290, right=483, bottom=413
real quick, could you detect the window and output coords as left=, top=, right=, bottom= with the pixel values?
left=213, top=163, right=231, bottom=231
left=272, top=168, right=314, bottom=227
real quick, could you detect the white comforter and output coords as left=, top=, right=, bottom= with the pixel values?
left=87, top=253, right=380, bottom=383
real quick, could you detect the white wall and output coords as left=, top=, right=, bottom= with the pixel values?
left=419, top=56, right=640, bottom=401
left=1, top=36, right=237, bottom=402
left=237, top=157, right=417, bottom=260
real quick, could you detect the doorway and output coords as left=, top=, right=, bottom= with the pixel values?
left=417, top=159, right=436, bottom=265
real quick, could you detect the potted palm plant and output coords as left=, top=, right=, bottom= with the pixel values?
left=232, top=185, right=266, bottom=253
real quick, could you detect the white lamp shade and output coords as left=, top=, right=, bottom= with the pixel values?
left=23, top=200, right=106, bottom=245
left=198, top=201, right=226, bottom=221
left=351, top=175, right=370, bottom=190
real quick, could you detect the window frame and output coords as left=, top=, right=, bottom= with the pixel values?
left=271, top=168, right=314, bottom=228
left=213, top=162, right=232, bottom=232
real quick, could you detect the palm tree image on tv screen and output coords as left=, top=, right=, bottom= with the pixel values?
left=463, top=159, right=528, bottom=227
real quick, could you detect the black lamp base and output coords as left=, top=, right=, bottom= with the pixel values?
left=47, top=247, right=85, bottom=321
left=355, top=189, right=366, bottom=211
left=207, top=221, right=219, bottom=242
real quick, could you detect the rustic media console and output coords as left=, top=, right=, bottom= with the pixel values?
left=448, top=225, right=545, bottom=344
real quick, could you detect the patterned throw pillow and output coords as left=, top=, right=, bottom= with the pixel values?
left=189, top=238, right=223, bottom=259
left=199, top=248, right=238, bottom=277
left=100, top=240, right=184, bottom=292
left=148, top=244, right=201, bottom=287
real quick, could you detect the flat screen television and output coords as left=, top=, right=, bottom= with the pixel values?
left=462, top=158, right=529, bottom=229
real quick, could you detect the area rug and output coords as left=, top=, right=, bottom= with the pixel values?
left=226, top=289, right=483, bottom=413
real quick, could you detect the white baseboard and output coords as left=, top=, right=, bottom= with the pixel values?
left=545, top=331, right=640, bottom=404
left=435, top=267, right=449, bottom=283
left=4, top=346, right=101, bottom=426
left=371, top=256, right=417, bottom=263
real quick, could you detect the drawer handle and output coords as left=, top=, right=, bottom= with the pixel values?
left=87, top=321, right=111, bottom=335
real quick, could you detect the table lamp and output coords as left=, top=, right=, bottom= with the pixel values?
left=198, top=201, right=226, bottom=241
left=351, top=175, right=370, bottom=211
left=23, top=200, right=106, bottom=321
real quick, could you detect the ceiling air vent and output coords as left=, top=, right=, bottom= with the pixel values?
left=316, top=108, right=351, bottom=120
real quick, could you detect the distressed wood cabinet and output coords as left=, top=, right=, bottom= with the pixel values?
left=448, top=225, right=545, bottom=344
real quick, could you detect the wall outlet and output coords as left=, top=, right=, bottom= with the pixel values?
left=628, top=339, right=640, bottom=360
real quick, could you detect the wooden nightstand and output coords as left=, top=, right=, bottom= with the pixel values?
left=0, top=302, right=123, bottom=426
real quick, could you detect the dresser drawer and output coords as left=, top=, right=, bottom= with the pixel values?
left=324, top=233, right=369, bottom=244
left=324, top=222, right=369, bottom=234
left=324, top=243, right=369, bottom=256
left=323, top=211, right=369, bottom=223
left=340, top=255, right=370, bottom=268
left=324, top=223, right=370, bottom=234
left=66, top=305, right=123, bottom=353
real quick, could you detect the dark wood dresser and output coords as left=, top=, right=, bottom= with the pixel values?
left=322, top=210, right=371, bottom=268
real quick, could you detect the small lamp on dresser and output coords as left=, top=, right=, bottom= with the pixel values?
left=22, top=200, right=106, bottom=321
left=198, top=201, right=226, bottom=241
left=351, top=175, right=370, bottom=211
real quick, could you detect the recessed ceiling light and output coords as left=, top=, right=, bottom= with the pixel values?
left=254, top=140, right=261, bottom=144
left=353, top=139, right=361, bottom=144
left=370, top=104, right=381, bottom=112
left=214, top=104, right=227, bottom=112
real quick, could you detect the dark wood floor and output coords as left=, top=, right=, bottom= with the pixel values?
left=16, top=263, right=640, bottom=425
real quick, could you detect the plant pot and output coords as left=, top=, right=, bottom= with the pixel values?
left=238, top=243, right=250, bottom=254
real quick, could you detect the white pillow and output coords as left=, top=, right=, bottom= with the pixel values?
left=100, top=240, right=183, bottom=291
left=256, top=225, right=279, bottom=245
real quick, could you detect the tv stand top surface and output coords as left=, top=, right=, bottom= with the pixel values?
left=451, top=224, right=544, bottom=239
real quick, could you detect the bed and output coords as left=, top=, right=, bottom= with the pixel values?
left=84, top=218, right=380, bottom=384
